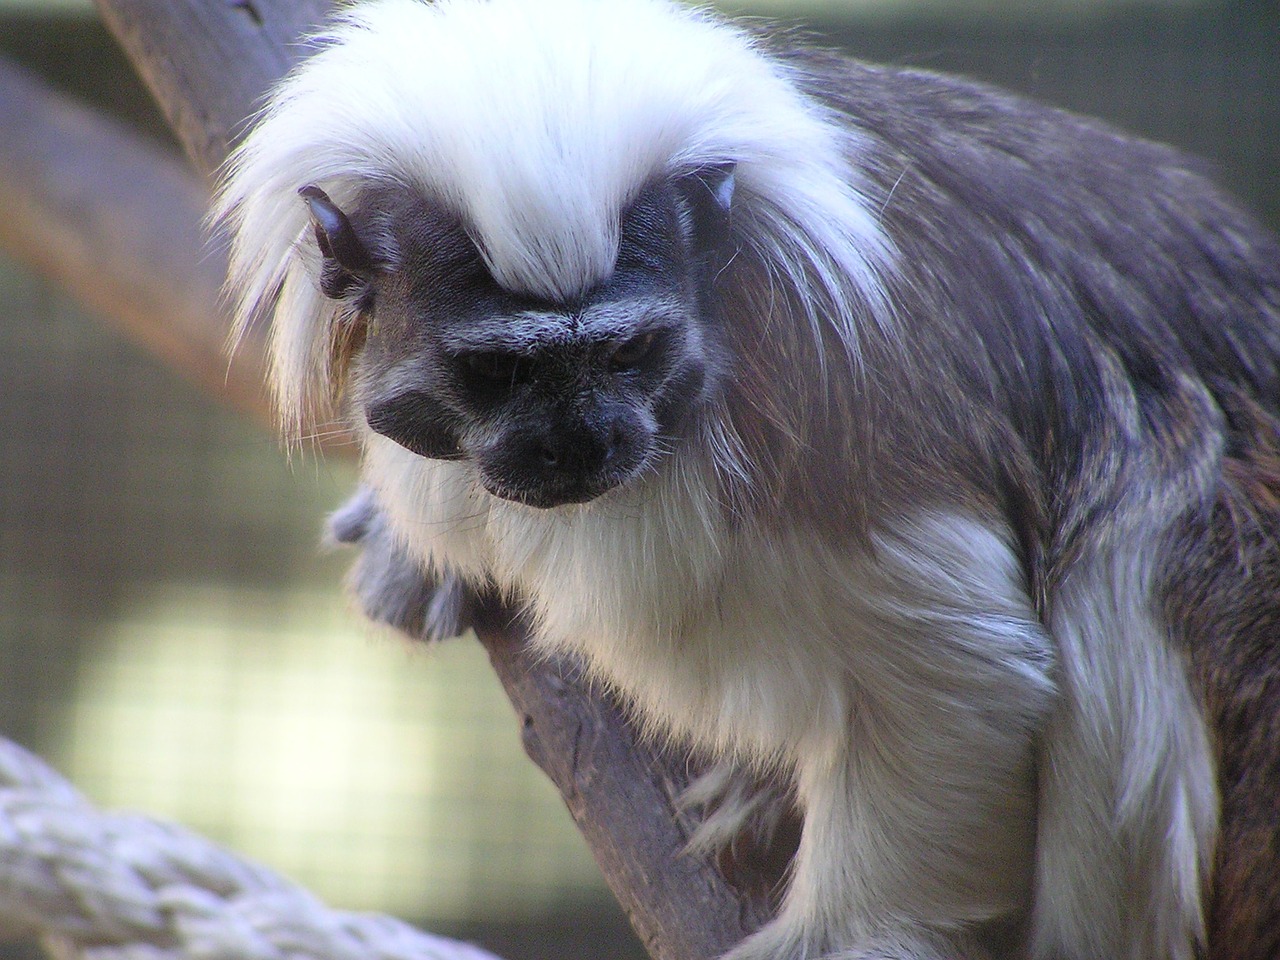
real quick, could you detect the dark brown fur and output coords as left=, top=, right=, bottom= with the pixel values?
left=1164, top=392, right=1280, bottom=959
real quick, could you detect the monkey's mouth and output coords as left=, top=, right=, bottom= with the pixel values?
left=472, top=429, right=654, bottom=509
left=480, top=475, right=623, bottom=509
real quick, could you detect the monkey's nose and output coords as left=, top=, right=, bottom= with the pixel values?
left=534, top=419, right=622, bottom=472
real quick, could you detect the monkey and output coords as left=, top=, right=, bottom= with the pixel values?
left=213, top=0, right=1280, bottom=957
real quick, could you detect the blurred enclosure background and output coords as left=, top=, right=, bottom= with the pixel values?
left=0, top=1, right=1276, bottom=958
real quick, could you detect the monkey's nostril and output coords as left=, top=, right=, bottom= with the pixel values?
left=603, top=424, right=626, bottom=463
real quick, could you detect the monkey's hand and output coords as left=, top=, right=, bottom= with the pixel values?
left=328, top=485, right=475, bottom=642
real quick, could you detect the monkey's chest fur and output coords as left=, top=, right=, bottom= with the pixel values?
left=367, top=430, right=1058, bottom=924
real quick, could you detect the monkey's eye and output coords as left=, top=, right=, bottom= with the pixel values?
left=609, top=332, right=657, bottom=371
left=460, top=350, right=526, bottom=384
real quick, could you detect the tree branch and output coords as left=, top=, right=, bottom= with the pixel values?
left=0, top=55, right=266, bottom=421
left=92, top=0, right=330, bottom=183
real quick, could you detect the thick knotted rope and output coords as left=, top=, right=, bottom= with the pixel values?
left=0, top=737, right=504, bottom=960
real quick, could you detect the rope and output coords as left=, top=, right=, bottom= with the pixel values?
left=0, top=737, right=506, bottom=960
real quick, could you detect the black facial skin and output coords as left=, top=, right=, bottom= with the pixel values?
left=304, top=166, right=735, bottom=508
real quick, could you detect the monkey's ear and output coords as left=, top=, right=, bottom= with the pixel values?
left=697, top=161, right=736, bottom=212
left=679, top=162, right=736, bottom=254
left=299, top=184, right=375, bottom=299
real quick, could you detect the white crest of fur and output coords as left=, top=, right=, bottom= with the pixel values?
left=212, top=0, right=896, bottom=436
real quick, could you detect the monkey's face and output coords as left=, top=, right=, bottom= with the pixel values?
left=304, top=169, right=734, bottom=509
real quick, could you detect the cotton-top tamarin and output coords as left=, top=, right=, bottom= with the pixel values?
left=214, top=1, right=1280, bottom=957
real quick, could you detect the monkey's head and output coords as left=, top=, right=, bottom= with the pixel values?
left=300, top=169, right=735, bottom=508
left=215, top=0, right=894, bottom=509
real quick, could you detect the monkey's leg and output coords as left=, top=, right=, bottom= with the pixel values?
left=329, top=485, right=475, bottom=642
left=720, top=739, right=1034, bottom=960
left=707, top=515, right=1058, bottom=960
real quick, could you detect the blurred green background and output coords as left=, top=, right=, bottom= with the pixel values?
left=0, top=1, right=1276, bottom=958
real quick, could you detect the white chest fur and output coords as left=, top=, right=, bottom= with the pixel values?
left=368, top=434, right=1061, bottom=940
left=365, top=434, right=1055, bottom=772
